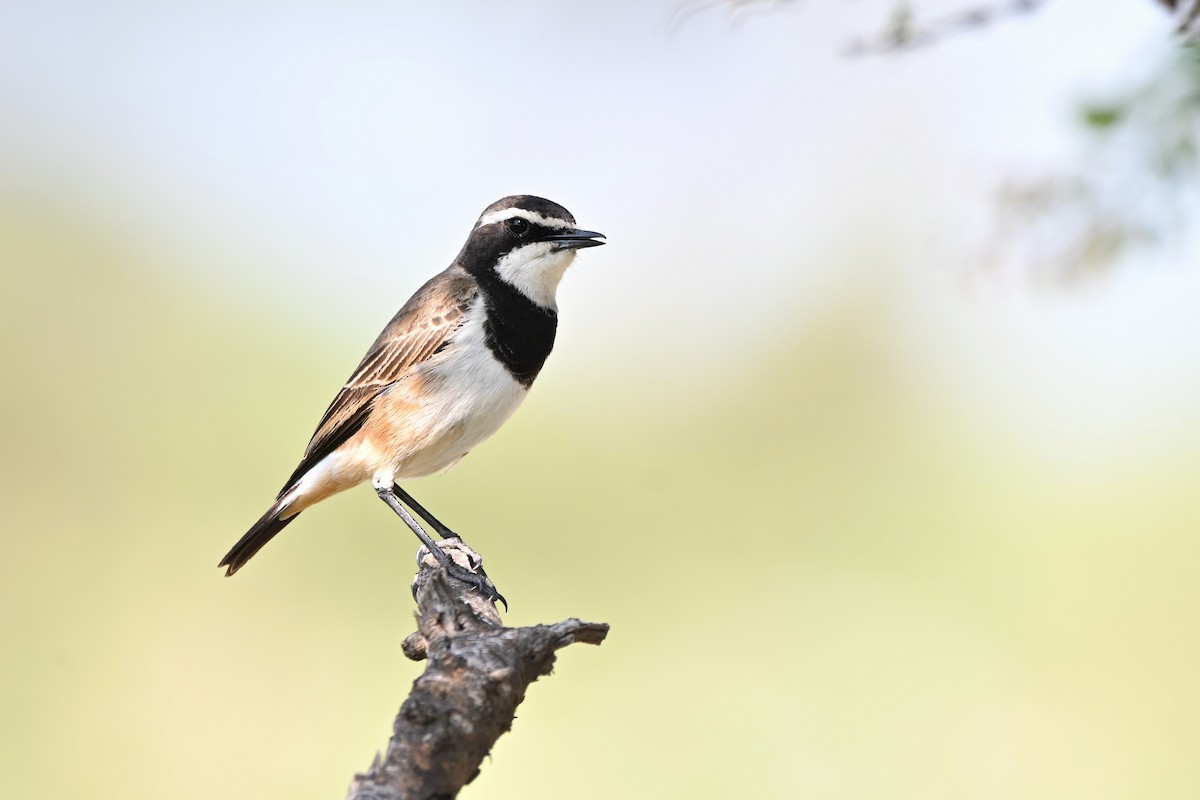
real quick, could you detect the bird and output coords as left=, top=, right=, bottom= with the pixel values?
left=219, top=195, right=605, bottom=604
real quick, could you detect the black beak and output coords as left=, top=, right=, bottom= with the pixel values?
left=544, top=228, right=606, bottom=250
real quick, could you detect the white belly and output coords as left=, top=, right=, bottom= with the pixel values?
left=389, top=303, right=528, bottom=479
left=284, top=300, right=530, bottom=512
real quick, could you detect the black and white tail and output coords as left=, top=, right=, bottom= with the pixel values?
left=219, top=500, right=299, bottom=576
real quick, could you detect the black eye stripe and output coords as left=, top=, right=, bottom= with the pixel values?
left=505, top=217, right=531, bottom=235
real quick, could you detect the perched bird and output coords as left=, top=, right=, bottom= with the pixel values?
left=219, top=195, right=605, bottom=603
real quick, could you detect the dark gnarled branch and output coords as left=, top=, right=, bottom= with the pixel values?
left=345, top=540, right=610, bottom=800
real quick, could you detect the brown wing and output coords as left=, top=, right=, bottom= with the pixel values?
left=278, top=268, right=477, bottom=495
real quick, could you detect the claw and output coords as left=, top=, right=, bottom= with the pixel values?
left=444, top=562, right=506, bottom=611
left=492, top=589, right=508, bottom=613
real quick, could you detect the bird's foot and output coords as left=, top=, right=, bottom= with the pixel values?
left=445, top=562, right=507, bottom=612
left=413, top=537, right=507, bottom=612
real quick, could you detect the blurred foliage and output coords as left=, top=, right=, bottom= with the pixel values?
left=666, top=0, right=798, bottom=34
left=843, top=0, right=1051, bottom=56
left=847, top=3, right=1200, bottom=281
left=990, top=44, right=1200, bottom=281
left=3, top=194, right=1200, bottom=799
left=1081, top=107, right=1123, bottom=128
left=1159, top=0, right=1200, bottom=39
left=683, top=0, right=1200, bottom=282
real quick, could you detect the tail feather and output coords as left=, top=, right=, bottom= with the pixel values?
left=219, top=502, right=299, bottom=576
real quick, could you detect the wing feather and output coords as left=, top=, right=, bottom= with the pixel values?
left=278, top=269, right=477, bottom=495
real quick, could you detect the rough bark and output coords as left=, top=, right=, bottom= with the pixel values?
left=345, top=540, right=610, bottom=800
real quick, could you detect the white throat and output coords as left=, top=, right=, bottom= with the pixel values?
left=492, top=243, right=576, bottom=309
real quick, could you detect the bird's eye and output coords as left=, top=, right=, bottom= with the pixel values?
left=506, top=217, right=531, bottom=236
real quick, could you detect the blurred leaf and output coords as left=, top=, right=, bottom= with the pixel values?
left=1082, top=106, right=1124, bottom=129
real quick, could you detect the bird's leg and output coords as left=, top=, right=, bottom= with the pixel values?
left=392, top=483, right=461, bottom=540
left=374, top=482, right=504, bottom=607
left=392, top=482, right=506, bottom=609
left=374, top=483, right=445, bottom=557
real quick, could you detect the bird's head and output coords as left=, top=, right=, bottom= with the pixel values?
left=459, top=195, right=605, bottom=309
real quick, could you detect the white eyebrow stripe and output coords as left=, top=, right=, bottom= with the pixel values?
left=475, top=208, right=574, bottom=230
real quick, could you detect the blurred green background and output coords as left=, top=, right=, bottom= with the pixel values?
left=4, top=2, right=1200, bottom=798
